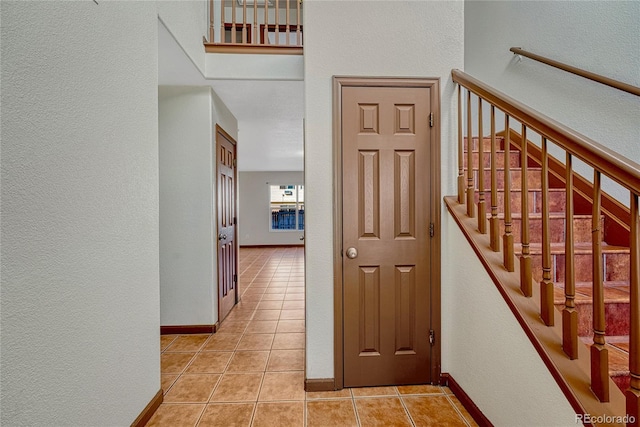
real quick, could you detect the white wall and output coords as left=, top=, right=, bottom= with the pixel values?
left=464, top=1, right=640, bottom=202
left=213, top=88, right=240, bottom=143
left=160, top=87, right=210, bottom=326
left=1, top=2, right=160, bottom=425
left=159, top=86, right=237, bottom=326
left=441, top=217, right=577, bottom=425
left=158, top=0, right=209, bottom=74
left=303, top=0, right=464, bottom=379
left=205, top=53, right=304, bottom=80
left=239, top=171, right=305, bottom=246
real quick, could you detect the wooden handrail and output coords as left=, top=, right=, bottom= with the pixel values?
left=510, top=47, right=640, bottom=97
left=451, top=69, right=640, bottom=195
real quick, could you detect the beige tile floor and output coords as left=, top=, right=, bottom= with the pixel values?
left=150, top=247, right=477, bottom=426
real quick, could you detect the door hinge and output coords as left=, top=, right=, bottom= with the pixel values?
left=429, top=329, right=435, bottom=346
left=233, top=274, right=238, bottom=283
left=429, top=112, right=434, bottom=128
left=233, top=217, right=237, bottom=225
left=233, top=158, right=237, bottom=167
left=429, top=223, right=434, bottom=238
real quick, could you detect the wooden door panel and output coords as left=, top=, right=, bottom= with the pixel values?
left=394, top=151, right=416, bottom=238
left=359, top=151, right=380, bottom=239
left=342, top=85, right=431, bottom=387
left=395, top=265, right=416, bottom=355
left=217, top=128, right=237, bottom=323
left=358, top=265, right=380, bottom=356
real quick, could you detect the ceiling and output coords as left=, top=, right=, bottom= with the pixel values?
left=158, top=21, right=304, bottom=172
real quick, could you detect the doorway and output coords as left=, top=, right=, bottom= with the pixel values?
left=333, top=77, right=441, bottom=388
left=217, top=125, right=239, bottom=323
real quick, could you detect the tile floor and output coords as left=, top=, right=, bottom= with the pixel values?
left=150, top=247, right=477, bottom=426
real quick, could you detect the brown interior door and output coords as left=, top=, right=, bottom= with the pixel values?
left=342, top=85, right=432, bottom=387
left=217, top=126, right=238, bottom=323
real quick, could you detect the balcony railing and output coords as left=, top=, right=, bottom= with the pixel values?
left=449, top=69, right=639, bottom=425
left=206, top=0, right=303, bottom=54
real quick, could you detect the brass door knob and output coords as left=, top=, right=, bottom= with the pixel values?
left=346, top=247, right=358, bottom=259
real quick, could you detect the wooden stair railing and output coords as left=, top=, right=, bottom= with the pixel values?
left=450, top=69, right=640, bottom=425
left=205, top=0, right=303, bottom=54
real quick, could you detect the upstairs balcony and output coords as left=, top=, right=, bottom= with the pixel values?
left=205, top=0, right=303, bottom=55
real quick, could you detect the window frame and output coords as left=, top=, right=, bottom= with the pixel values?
left=269, top=184, right=304, bottom=232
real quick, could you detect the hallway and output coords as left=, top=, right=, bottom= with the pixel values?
left=151, top=247, right=476, bottom=426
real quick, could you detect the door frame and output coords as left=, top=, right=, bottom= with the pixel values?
left=215, top=124, right=240, bottom=321
left=332, top=76, right=442, bottom=389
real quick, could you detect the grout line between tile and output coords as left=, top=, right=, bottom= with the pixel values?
left=248, top=401, right=258, bottom=427
left=397, top=394, right=417, bottom=427
left=205, top=371, right=225, bottom=403
left=191, top=404, right=208, bottom=427
left=351, top=396, right=362, bottom=427
left=444, top=393, right=473, bottom=427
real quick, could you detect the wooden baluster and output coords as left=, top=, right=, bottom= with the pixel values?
left=590, top=170, right=609, bottom=402
left=489, top=106, right=500, bottom=252
left=466, top=91, right=474, bottom=218
left=209, top=0, right=215, bottom=42
left=285, top=0, right=290, bottom=45
left=263, top=0, right=268, bottom=45
left=242, top=0, right=247, bottom=43
left=220, top=0, right=226, bottom=43
left=242, top=0, right=249, bottom=44
left=628, top=192, right=640, bottom=423
left=563, top=153, right=578, bottom=359
left=540, top=137, right=554, bottom=325
left=296, top=0, right=301, bottom=45
left=477, top=98, right=486, bottom=234
left=232, top=0, right=237, bottom=43
left=520, top=124, right=532, bottom=297
left=254, top=0, right=258, bottom=45
left=275, top=0, right=279, bottom=45
left=503, top=116, right=514, bottom=272
left=457, top=86, right=464, bottom=204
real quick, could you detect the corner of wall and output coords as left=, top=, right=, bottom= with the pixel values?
left=157, top=2, right=208, bottom=76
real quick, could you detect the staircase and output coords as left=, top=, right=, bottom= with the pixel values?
left=465, top=135, right=632, bottom=392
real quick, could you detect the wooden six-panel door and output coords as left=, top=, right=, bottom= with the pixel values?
left=342, top=84, right=433, bottom=387
left=217, top=126, right=238, bottom=323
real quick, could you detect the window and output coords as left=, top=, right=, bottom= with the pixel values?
left=270, top=185, right=304, bottom=231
